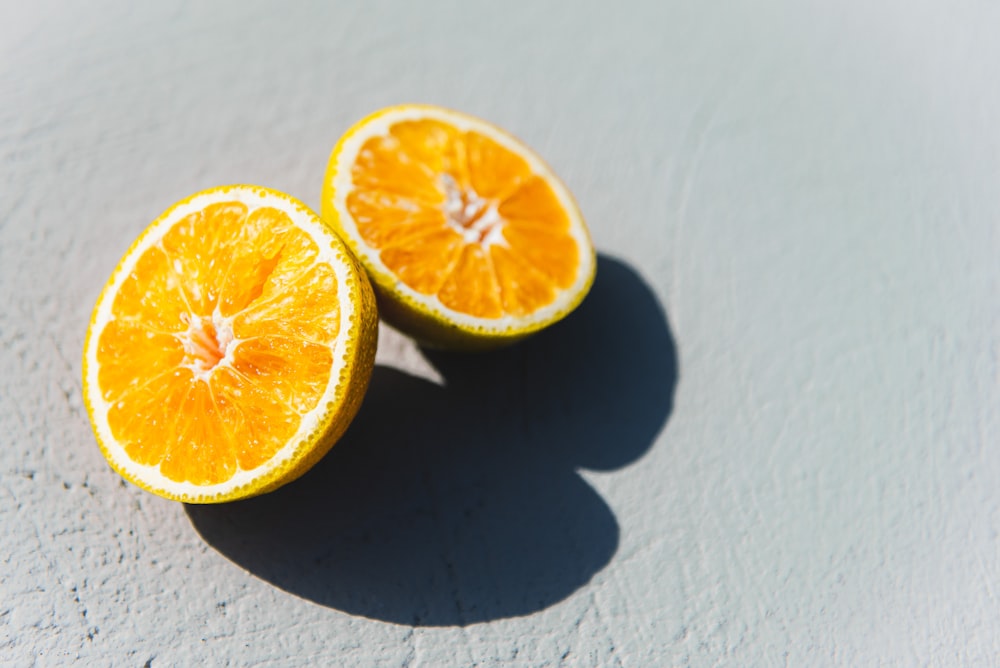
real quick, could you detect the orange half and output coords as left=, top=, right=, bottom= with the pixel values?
left=322, top=105, right=595, bottom=349
left=82, top=185, right=378, bottom=503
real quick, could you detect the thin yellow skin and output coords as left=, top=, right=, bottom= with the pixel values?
left=82, top=185, right=379, bottom=504
left=321, top=104, right=597, bottom=351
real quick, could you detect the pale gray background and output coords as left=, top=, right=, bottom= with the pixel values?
left=2, top=0, right=998, bottom=665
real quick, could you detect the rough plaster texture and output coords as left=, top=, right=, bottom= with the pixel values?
left=2, top=0, right=999, bottom=665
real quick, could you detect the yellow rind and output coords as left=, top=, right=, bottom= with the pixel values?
left=82, top=185, right=379, bottom=504
left=321, top=104, right=596, bottom=351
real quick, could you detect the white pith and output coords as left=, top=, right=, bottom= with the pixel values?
left=440, top=173, right=506, bottom=248
left=178, top=308, right=236, bottom=382
left=84, top=186, right=357, bottom=499
left=329, top=106, right=594, bottom=333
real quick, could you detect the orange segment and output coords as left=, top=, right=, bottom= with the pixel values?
left=324, top=105, right=595, bottom=349
left=390, top=119, right=468, bottom=182
left=210, top=364, right=300, bottom=470
left=233, top=261, right=340, bottom=344
left=490, top=244, right=558, bottom=317
left=112, top=245, right=190, bottom=333
left=215, top=206, right=320, bottom=318
left=97, top=319, right=184, bottom=403
left=108, top=368, right=193, bottom=468
left=465, top=130, right=532, bottom=200
left=438, top=244, right=504, bottom=318
left=501, top=225, right=579, bottom=289
left=228, top=336, right=334, bottom=415
left=352, top=134, right=444, bottom=204
left=159, top=202, right=249, bottom=315
left=346, top=190, right=445, bottom=248
left=83, top=185, right=379, bottom=503
left=159, top=379, right=236, bottom=485
left=380, top=228, right=465, bottom=295
left=498, top=176, right=571, bottom=232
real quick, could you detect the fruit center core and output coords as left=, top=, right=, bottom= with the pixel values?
left=441, top=174, right=505, bottom=246
left=179, top=312, right=234, bottom=379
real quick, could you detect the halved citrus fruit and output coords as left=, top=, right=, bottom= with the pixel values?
left=82, top=185, right=378, bottom=503
left=322, top=104, right=596, bottom=349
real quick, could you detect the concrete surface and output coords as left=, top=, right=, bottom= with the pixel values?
left=2, top=0, right=998, bottom=665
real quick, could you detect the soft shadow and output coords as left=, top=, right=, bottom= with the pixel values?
left=185, top=255, right=677, bottom=625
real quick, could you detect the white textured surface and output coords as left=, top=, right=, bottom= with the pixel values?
left=2, top=0, right=998, bottom=665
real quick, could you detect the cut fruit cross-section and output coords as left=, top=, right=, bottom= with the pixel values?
left=82, top=185, right=378, bottom=503
left=322, top=104, right=595, bottom=349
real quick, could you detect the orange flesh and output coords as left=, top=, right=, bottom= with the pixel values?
left=96, top=202, right=338, bottom=485
left=347, top=119, right=580, bottom=318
